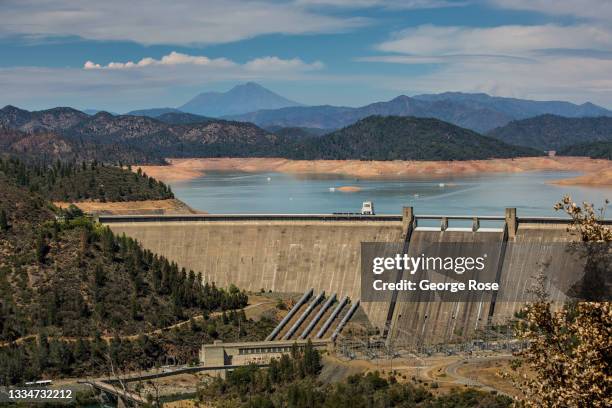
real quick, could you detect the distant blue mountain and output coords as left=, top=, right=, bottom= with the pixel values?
left=227, top=93, right=611, bottom=133
left=179, top=82, right=302, bottom=117
left=413, top=92, right=611, bottom=119
left=226, top=95, right=511, bottom=133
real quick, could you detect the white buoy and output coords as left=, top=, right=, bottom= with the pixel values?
left=267, top=177, right=271, bottom=182
left=438, top=183, right=445, bottom=188
left=329, top=187, right=335, bottom=192
left=414, top=193, right=419, bottom=198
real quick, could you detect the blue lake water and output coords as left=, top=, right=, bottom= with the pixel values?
left=171, top=171, right=611, bottom=217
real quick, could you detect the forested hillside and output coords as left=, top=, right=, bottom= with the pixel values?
left=0, top=166, right=274, bottom=384
left=265, top=125, right=329, bottom=140
left=1, top=106, right=546, bottom=164
left=0, top=126, right=160, bottom=164
left=0, top=106, right=280, bottom=164
left=0, top=171, right=248, bottom=341
left=0, top=106, right=540, bottom=164
left=558, top=141, right=612, bottom=160
left=487, top=115, right=612, bottom=151
left=280, top=116, right=542, bottom=160
left=0, top=158, right=173, bottom=202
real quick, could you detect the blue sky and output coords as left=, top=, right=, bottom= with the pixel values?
left=1, top=0, right=611, bottom=112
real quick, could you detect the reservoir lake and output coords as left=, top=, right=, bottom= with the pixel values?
left=171, top=171, right=611, bottom=217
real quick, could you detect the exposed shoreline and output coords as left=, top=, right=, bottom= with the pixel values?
left=337, top=186, right=362, bottom=192
left=552, top=167, right=612, bottom=186
left=136, top=157, right=612, bottom=187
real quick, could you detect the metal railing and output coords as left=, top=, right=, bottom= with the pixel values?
left=97, top=212, right=609, bottom=227
left=414, top=215, right=506, bottom=232
left=98, top=214, right=403, bottom=223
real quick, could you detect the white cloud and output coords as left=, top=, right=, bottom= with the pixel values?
left=489, top=0, right=612, bottom=22
left=359, top=53, right=612, bottom=109
left=376, top=24, right=612, bottom=57
left=361, top=23, right=612, bottom=106
left=83, top=52, right=323, bottom=73
left=0, top=52, right=328, bottom=110
left=244, top=56, right=324, bottom=71
left=357, top=54, right=531, bottom=64
left=295, top=0, right=465, bottom=9
left=84, top=52, right=236, bottom=70
left=0, top=0, right=367, bottom=46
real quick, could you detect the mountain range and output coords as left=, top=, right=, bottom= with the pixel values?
left=413, top=92, right=610, bottom=119
left=0, top=104, right=545, bottom=164
left=226, top=92, right=611, bottom=133
left=0, top=105, right=279, bottom=163
left=119, top=82, right=611, bottom=134
left=2, top=84, right=611, bottom=164
left=277, top=116, right=541, bottom=161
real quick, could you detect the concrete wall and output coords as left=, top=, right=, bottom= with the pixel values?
left=389, top=229, right=505, bottom=346
left=103, top=213, right=593, bottom=345
left=106, top=219, right=404, bottom=330
left=492, top=222, right=582, bottom=321
left=388, top=221, right=590, bottom=346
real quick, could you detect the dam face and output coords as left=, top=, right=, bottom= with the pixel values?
left=103, top=215, right=404, bottom=330
left=101, top=211, right=591, bottom=345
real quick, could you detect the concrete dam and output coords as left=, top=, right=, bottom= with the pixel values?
left=100, top=209, right=605, bottom=345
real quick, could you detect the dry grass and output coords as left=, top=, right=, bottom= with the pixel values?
left=321, top=353, right=523, bottom=397
left=54, top=198, right=200, bottom=215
